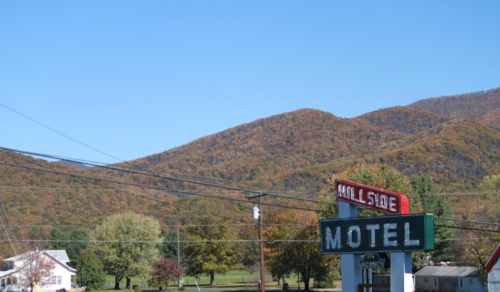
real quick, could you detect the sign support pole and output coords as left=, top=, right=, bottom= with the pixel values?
left=391, top=252, right=413, bottom=292
left=339, top=202, right=362, bottom=292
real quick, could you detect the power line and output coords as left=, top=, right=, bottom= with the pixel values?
left=436, top=216, right=500, bottom=227
left=0, top=104, right=329, bottom=197
left=434, top=224, right=500, bottom=233
left=0, top=103, right=124, bottom=163
left=3, top=161, right=500, bottom=226
left=0, top=161, right=328, bottom=214
left=1, top=147, right=337, bottom=207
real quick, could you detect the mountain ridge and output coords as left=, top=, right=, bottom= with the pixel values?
left=0, top=87, right=499, bottom=257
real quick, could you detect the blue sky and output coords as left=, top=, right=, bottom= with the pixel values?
left=1, top=1, right=499, bottom=164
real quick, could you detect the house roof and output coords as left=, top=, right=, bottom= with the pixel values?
left=44, top=250, right=70, bottom=263
left=4, top=250, right=70, bottom=263
left=414, top=266, right=480, bottom=277
left=486, top=242, right=500, bottom=273
left=1, top=250, right=76, bottom=277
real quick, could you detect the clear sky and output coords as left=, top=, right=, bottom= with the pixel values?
left=1, top=1, right=499, bottom=164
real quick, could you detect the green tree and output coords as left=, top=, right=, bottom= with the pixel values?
left=76, top=249, right=106, bottom=290
left=49, top=228, right=68, bottom=250
left=479, top=174, right=500, bottom=192
left=183, top=203, right=235, bottom=285
left=479, top=174, right=500, bottom=222
left=67, top=230, right=88, bottom=268
left=411, top=174, right=453, bottom=265
left=49, top=229, right=88, bottom=267
left=160, top=230, right=182, bottom=260
left=88, top=212, right=161, bottom=289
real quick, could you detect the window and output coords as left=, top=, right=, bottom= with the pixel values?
left=434, top=278, right=437, bottom=287
left=460, top=279, right=463, bottom=287
left=51, top=276, right=62, bottom=285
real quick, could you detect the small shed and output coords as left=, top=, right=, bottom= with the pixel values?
left=486, top=242, right=500, bottom=291
left=414, top=266, right=486, bottom=292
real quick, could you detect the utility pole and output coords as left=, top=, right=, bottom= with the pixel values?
left=259, top=197, right=265, bottom=292
left=251, top=193, right=268, bottom=292
left=177, top=228, right=181, bottom=289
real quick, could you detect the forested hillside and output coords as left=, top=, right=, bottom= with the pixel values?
left=408, top=87, right=500, bottom=129
left=0, top=88, right=499, bottom=259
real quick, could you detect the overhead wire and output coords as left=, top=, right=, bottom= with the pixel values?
left=0, top=161, right=328, bottom=214
left=1, top=147, right=337, bottom=207
left=3, top=160, right=499, bottom=227
left=0, top=103, right=124, bottom=163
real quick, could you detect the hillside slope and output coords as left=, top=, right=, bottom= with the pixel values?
left=408, top=87, right=500, bottom=129
left=1, top=89, right=500, bottom=258
left=119, top=109, right=405, bottom=183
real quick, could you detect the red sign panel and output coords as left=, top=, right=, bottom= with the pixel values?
left=335, top=179, right=409, bottom=214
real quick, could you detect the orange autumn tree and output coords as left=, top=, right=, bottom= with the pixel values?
left=264, top=208, right=339, bottom=291
left=15, top=249, right=55, bottom=292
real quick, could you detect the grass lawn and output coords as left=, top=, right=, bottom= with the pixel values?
left=96, top=271, right=303, bottom=291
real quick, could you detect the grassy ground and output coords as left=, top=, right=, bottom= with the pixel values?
left=95, top=271, right=305, bottom=291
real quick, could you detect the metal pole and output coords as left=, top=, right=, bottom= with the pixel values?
left=259, top=198, right=265, bottom=292
left=177, top=228, right=181, bottom=265
left=178, top=228, right=181, bottom=289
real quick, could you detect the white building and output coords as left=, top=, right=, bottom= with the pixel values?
left=0, top=250, right=76, bottom=292
left=486, top=242, right=500, bottom=291
left=414, top=266, right=486, bottom=292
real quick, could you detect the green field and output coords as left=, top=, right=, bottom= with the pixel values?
left=94, top=271, right=302, bottom=291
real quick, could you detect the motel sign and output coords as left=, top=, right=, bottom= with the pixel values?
left=335, top=179, right=410, bottom=214
left=320, top=179, right=435, bottom=292
left=320, top=214, right=434, bottom=254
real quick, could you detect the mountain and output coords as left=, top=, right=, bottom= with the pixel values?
left=1, top=88, right=500, bottom=257
left=119, top=109, right=405, bottom=183
left=407, top=87, right=500, bottom=129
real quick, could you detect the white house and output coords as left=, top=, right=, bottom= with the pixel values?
left=414, top=266, right=486, bottom=292
left=486, top=242, right=500, bottom=291
left=0, top=250, right=76, bottom=292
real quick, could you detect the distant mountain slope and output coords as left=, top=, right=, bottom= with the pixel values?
left=2, top=88, right=500, bottom=258
left=407, top=87, right=500, bottom=129
left=357, top=106, right=452, bottom=133
left=121, top=109, right=405, bottom=183
left=0, top=150, right=171, bottom=227
left=280, top=118, right=500, bottom=191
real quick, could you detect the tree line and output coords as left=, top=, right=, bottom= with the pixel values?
left=10, top=164, right=500, bottom=291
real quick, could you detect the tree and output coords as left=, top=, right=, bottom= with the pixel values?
left=450, top=174, right=500, bottom=284
left=479, top=174, right=500, bottom=192
left=88, top=212, right=161, bottom=289
left=76, top=249, right=106, bottom=290
left=150, top=257, right=183, bottom=290
left=265, top=210, right=338, bottom=291
left=66, top=230, right=88, bottom=268
left=183, top=202, right=235, bottom=285
left=49, top=229, right=88, bottom=267
left=411, top=174, right=454, bottom=265
left=160, top=231, right=182, bottom=260
left=49, top=228, right=68, bottom=250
